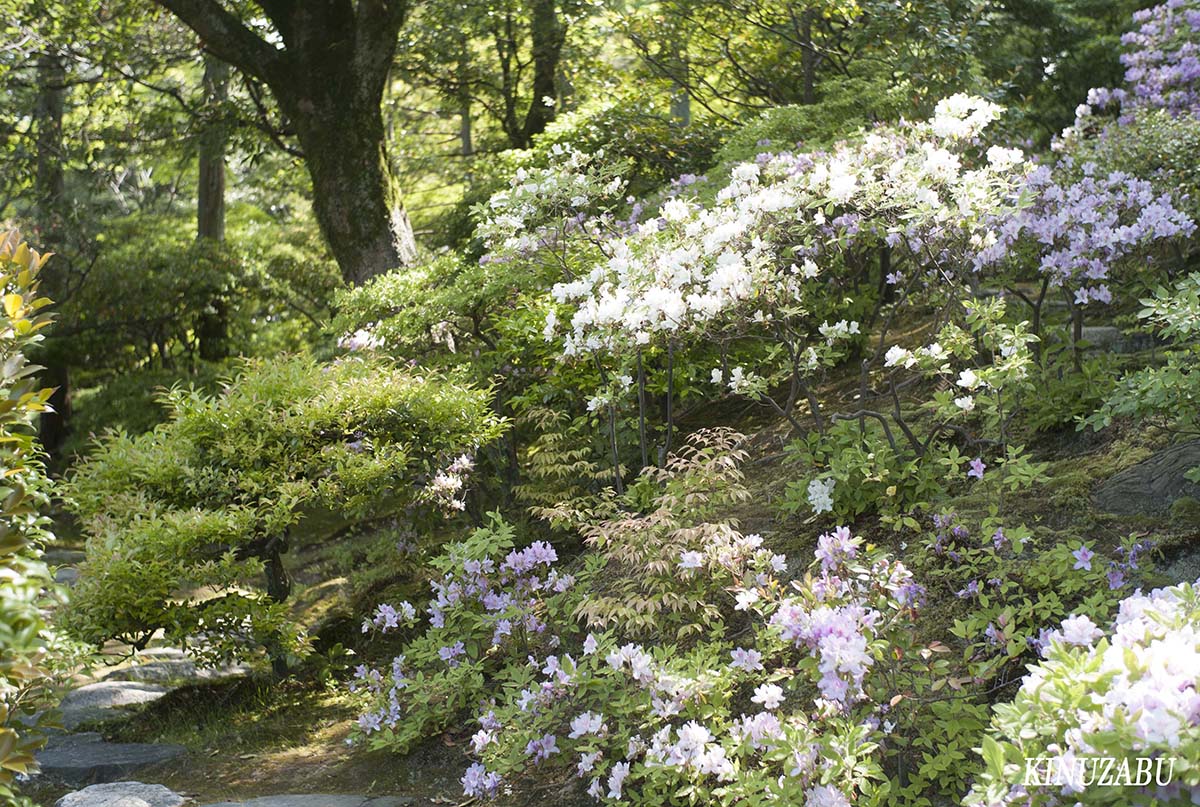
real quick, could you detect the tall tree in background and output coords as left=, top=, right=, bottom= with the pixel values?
left=196, top=55, right=230, bottom=360
left=624, top=0, right=983, bottom=120
left=155, top=0, right=417, bottom=284
left=33, top=47, right=71, bottom=452
left=397, top=0, right=574, bottom=151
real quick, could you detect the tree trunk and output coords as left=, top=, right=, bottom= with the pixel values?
left=33, top=52, right=71, bottom=455
left=669, top=46, right=690, bottom=125
left=520, top=0, right=564, bottom=145
left=197, top=55, right=230, bottom=361
left=460, top=98, right=474, bottom=157
left=264, top=535, right=292, bottom=678
left=289, top=93, right=416, bottom=285
left=457, top=39, right=474, bottom=157
left=154, top=0, right=417, bottom=286
left=800, top=8, right=817, bottom=105
left=670, top=84, right=691, bottom=126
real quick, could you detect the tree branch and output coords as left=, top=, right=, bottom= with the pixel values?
left=156, top=0, right=284, bottom=84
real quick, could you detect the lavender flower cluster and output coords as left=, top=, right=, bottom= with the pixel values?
left=1082, top=0, right=1200, bottom=123
left=352, top=529, right=573, bottom=741
left=452, top=525, right=924, bottom=805
left=974, top=161, right=1195, bottom=305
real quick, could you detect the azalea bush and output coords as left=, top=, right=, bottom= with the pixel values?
left=63, top=355, right=505, bottom=671
left=467, top=94, right=1040, bottom=487
left=966, top=578, right=1200, bottom=806
left=783, top=295, right=1045, bottom=525
left=454, top=526, right=917, bottom=807
left=351, top=514, right=571, bottom=751
left=355, top=435, right=929, bottom=804
left=351, top=429, right=1152, bottom=805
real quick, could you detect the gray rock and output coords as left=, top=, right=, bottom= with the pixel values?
left=55, top=567, right=80, bottom=585
left=102, top=661, right=200, bottom=683
left=59, top=681, right=169, bottom=729
left=197, top=798, right=411, bottom=807
left=102, top=660, right=248, bottom=685
left=1093, top=441, right=1200, bottom=515
left=55, top=781, right=187, bottom=807
left=1078, top=325, right=1157, bottom=355
left=44, top=549, right=87, bottom=565
left=37, top=734, right=186, bottom=785
left=1163, top=547, right=1200, bottom=587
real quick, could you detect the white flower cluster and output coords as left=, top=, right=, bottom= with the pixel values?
left=425, top=453, right=475, bottom=513
left=339, top=327, right=382, bottom=352
left=807, top=478, right=835, bottom=514
left=882, top=300, right=1037, bottom=420
left=969, top=577, right=1200, bottom=806
left=535, top=98, right=1028, bottom=359
left=929, top=94, right=1005, bottom=140
left=711, top=366, right=766, bottom=396
left=477, top=144, right=628, bottom=259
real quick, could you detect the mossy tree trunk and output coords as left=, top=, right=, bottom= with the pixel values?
left=197, top=55, right=230, bottom=361
left=519, top=0, right=564, bottom=146
left=281, top=77, right=417, bottom=285
left=34, top=51, right=71, bottom=454
left=157, top=0, right=416, bottom=285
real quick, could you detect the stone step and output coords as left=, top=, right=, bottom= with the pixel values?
left=55, top=781, right=187, bottom=807
left=44, top=549, right=87, bottom=566
left=102, top=659, right=251, bottom=685
left=59, top=681, right=170, bottom=730
left=55, top=567, right=80, bottom=586
left=37, top=733, right=186, bottom=786
left=198, top=797, right=413, bottom=807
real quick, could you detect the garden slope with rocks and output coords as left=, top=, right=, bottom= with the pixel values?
left=14, top=2, right=1200, bottom=806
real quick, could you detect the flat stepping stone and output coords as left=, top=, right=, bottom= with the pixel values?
left=102, top=659, right=250, bottom=685
left=198, top=797, right=412, bottom=807
left=55, top=567, right=80, bottom=585
left=56, top=781, right=187, bottom=807
left=60, top=681, right=169, bottom=729
left=44, top=549, right=87, bottom=565
left=1093, top=440, right=1200, bottom=515
left=37, top=733, right=186, bottom=786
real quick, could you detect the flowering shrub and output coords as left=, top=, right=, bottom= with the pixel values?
left=973, top=161, right=1194, bottom=311
left=470, top=95, right=1039, bottom=489
left=912, top=512, right=1147, bottom=661
left=1076, top=0, right=1200, bottom=123
left=541, top=95, right=1028, bottom=359
left=966, top=578, right=1200, bottom=806
left=352, top=429, right=1151, bottom=805
left=477, top=144, right=631, bottom=268
left=452, top=523, right=920, bottom=806
left=352, top=515, right=575, bottom=751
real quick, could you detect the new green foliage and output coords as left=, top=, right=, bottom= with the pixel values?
left=0, top=232, right=63, bottom=805
left=63, top=354, right=506, bottom=668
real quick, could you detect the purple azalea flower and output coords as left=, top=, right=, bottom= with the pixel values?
left=1072, top=546, right=1095, bottom=572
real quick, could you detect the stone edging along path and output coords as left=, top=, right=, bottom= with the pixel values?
left=55, top=783, right=418, bottom=807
